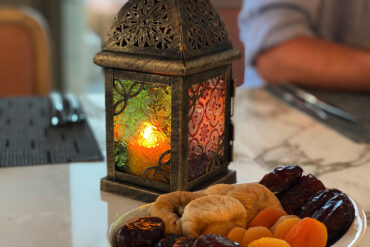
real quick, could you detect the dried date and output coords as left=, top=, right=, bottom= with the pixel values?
left=116, top=216, right=165, bottom=247
left=192, top=234, right=240, bottom=247
left=172, top=237, right=195, bottom=247
left=304, top=191, right=355, bottom=245
left=298, top=189, right=342, bottom=218
left=155, top=235, right=194, bottom=247
left=259, top=165, right=303, bottom=195
left=155, top=234, right=181, bottom=247
left=279, top=174, right=325, bottom=214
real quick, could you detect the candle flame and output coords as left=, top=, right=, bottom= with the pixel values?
left=138, top=122, right=160, bottom=148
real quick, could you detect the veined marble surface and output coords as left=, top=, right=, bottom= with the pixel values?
left=0, top=88, right=368, bottom=247
left=232, top=89, right=370, bottom=247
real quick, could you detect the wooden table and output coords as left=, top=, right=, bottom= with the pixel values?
left=0, top=89, right=368, bottom=246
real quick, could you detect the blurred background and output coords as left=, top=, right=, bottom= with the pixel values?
left=0, top=0, right=244, bottom=96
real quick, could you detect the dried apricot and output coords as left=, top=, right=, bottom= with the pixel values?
left=271, top=215, right=301, bottom=239
left=227, top=227, right=247, bottom=244
left=241, top=226, right=272, bottom=247
left=247, top=237, right=291, bottom=247
left=284, top=217, right=327, bottom=247
left=249, top=207, right=287, bottom=228
left=202, top=221, right=235, bottom=236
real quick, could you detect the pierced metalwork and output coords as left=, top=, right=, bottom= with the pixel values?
left=102, top=0, right=232, bottom=60
left=185, top=0, right=227, bottom=50
left=143, top=150, right=171, bottom=182
left=111, top=0, right=175, bottom=50
left=113, top=80, right=144, bottom=116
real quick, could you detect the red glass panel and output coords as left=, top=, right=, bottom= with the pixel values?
left=187, top=75, right=226, bottom=181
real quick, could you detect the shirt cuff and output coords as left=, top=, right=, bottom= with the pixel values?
left=240, top=7, right=315, bottom=66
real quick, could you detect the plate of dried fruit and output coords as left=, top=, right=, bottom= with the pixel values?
left=108, top=166, right=367, bottom=247
left=108, top=196, right=366, bottom=247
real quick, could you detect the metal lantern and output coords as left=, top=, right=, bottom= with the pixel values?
left=94, top=0, right=241, bottom=202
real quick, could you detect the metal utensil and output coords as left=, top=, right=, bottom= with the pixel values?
left=280, top=83, right=358, bottom=122
left=268, top=84, right=328, bottom=120
left=49, top=92, right=66, bottom=127
left=64, top=93, right=86, bottom=124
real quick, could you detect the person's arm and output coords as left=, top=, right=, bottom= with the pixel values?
left=256, top=37, right=370, bottom=91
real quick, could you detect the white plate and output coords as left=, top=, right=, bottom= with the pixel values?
left=108, top=198, right=367, bottom=247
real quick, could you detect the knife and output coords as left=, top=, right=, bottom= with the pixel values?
left=280, top=83, right=358, bottom=122
left=64, top=93, right=86, bottom=124
left=268, top=84, right=328, bottom=120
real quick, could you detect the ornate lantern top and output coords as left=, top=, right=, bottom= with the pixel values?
left=94, top=0, right=241, bottom=76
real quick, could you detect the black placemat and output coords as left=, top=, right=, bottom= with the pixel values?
left=266, top=86, right=370, bottom=143
left=0, top=97, right=104, bottom=167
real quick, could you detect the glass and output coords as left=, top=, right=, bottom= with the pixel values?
left=113, top=79, right=171, bottom=182
left=187, top=75, right=226, bottom=181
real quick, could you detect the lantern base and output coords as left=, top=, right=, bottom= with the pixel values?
left=100, top=169, right=236, bottom=203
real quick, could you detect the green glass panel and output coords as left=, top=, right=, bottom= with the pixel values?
left=113, top=79, right=171, bottom=183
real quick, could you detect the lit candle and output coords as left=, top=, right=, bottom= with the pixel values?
left=127, top=122, right=170, bottom=180
left=137, top=122, right=162, bottom=148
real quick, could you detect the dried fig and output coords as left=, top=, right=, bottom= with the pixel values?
left=149, top=191, right=203, bottom=235
left=181, top=195, right=247, bottom=238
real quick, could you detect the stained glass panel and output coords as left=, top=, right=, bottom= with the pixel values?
left=113, top=79, right=171, bottom=182
left=187, top=75, right=226, bottom=181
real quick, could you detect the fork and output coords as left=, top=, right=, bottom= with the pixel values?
left=49, top=92, right=67, bottom=127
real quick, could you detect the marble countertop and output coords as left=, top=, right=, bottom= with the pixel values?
left=0, top=88, right=368, bottom=247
